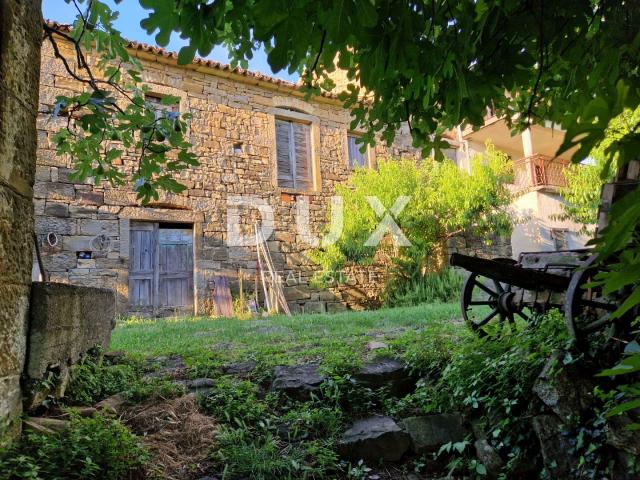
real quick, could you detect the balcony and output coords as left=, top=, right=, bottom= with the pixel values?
left=513, top=154, right=569, bottom=191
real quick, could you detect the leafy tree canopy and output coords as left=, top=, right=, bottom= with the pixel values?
left=559, top=107, right=640, bottom=231
left=310, top=142, right=513, bottom=284
left=139, top=0, right=640, bottom=161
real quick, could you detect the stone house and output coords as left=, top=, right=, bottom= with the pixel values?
left=34, top=24, right=424, bottom=316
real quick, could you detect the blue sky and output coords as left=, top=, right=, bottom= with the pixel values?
left=42, top=0, right=299, bottom=82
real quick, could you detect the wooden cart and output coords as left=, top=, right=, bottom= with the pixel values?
left=450, top=161, right=640, bottom=345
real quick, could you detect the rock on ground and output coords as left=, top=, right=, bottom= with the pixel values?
left=182, top=378, right=216, bottom=390
left=144, top=355, right=187, bottom=380
left=95, top=393, right=127, bottom=415
left=474, top=439, right=504, bottom=478
left=221, top=360, right=257, bottom=376
left=103, top=351, right=127, bottom=364
left=270, top=364, right=325, bottom=400
left=24, top=417, right=69, bottom=434
left=365, top=341, right=389, bottom=352
left=532, top=414, right=576, bottom=477
left=400, top=414, right=465, bottom=455
left=354, top=358, right=414, bottom=397
left=337, top=416, right=410, bottom=462
left=532, top=352, right=594, bottom=423
left=605, top=412, right=640, bottom=456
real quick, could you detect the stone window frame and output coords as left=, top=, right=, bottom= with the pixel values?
left=345, top=130, right=376, bottom=170
left=270, top=105, right=322, bottom=195
left=142, top=83, right=191, bottom=137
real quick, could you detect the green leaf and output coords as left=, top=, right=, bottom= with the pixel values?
left=355, top=1, right=377, bottom=27
left=606, top=398, right=640, bottom=417
left=160, top=95, right=181, bottom=106
left=177, top=45, right=197, bottom=65
left=598, top=354, right=640, bottom=377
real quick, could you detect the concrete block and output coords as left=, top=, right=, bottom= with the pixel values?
left=26, top=282, right=115, bottom=380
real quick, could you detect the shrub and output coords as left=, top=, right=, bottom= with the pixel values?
left=199, top=377, right=273, bottom=426
left=64, top=353, right=182, bottom=406
left=310, top=143, right=512, bottom=290
left=385, top=312, right=572, bottom=475
left=64, top=356, right=139, bottom=405
left=0, top=414, right=148, bottom=480
left=431, top=313, right=570, bottom=469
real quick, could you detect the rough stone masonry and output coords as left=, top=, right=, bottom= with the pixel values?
left=34, top=26, right=425, bottom=316
left=0, top=0, right=42, bottom=437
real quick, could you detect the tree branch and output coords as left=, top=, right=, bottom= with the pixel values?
left=526, top=0, right=545, bottom=127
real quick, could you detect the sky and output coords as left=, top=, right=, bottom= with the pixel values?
left=42, top=0, right=299, bottom=82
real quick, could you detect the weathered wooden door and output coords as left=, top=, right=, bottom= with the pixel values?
left=129, top=222, right=193, bottom=314
left=157, top=227, right=193, bottom=310
left=129, top=222, right=156, bottom=310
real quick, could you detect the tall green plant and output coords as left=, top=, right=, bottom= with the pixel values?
left=384, top=268, right=463, bottom=307
left=559, top=108, right=640, bottom=231
left=310, top=142, right=513, bottom=287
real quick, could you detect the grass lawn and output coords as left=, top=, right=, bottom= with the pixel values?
left=111, top=302, right=466, bottom=374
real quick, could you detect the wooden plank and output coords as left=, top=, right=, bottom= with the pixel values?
left=212, top=275, right=234, bottom=317
left=450, top=253, right=571, bottom=292
left=153, top=223, right=160, bottom=311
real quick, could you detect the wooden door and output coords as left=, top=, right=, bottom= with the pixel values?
left=129, top=222, right=194, bottom=314
left=157, top=227, right=193, bottom=310
left=129, top=222, right=156, bottom=310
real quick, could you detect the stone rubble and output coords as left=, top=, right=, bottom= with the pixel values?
left=270, top=364, right=325, bottom=400
left=337, top=416, right=411, bottom=462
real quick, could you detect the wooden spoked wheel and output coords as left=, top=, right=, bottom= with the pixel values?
left=461, top=267, right=530, bottom=337
left=564, top=255, right=627, bottom=347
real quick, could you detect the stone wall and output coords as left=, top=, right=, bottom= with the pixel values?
left=0, top=0, right=41, bottom=438
left=34, top=35, right=423, bottom=316
left=447, top=231, right=513, bottom=260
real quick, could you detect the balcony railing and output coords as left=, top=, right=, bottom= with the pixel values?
left=513, top=154, right=568, bottom=190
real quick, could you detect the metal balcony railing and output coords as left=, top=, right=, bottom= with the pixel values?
left=513, top=154, right=568, bottom=190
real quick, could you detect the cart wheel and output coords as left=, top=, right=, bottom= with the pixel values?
left=565, top=254, right=627, bottom=348
left=461, top=259, right=530, bottom=336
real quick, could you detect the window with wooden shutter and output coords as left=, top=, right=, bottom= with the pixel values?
left=275, top=118, right=313, bottom=190
left=145, top=93, right=179, bottom=119
left=348, top=133, right=367, bottom=169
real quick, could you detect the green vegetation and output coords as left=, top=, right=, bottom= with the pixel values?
left=559, top=107, right=640, bottom=230
left=0, top=414, right=148, bottom=480
left=310, top=146, right=512, bottom=292
left=111, top=303, right=462, bottom=367
left=111, top=308, right=636, bottom=478
left=6, top=304, right=637, bottom=478
left=411, top=312, right=570, bottom=475
left=384, top=267, right=463, bottom=307
left=110, top=304, right=467, bottom=478
left=64, top=351, right=183, bottom=406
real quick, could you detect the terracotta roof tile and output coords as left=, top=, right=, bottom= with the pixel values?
left=45, top=21, right=337, bottom=99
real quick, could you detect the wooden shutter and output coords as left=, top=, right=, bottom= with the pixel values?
left=293, top=122, right=312, bottom=190
left=276, top=118, right=313, bottom=190
left=276, top=119, right=295, bottom=188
